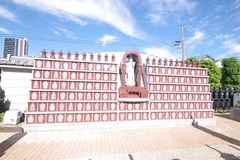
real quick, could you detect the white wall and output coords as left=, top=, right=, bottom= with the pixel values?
left=1, top=67, right=32, bottom=112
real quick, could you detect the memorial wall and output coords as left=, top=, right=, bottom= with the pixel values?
left=25, top=50, right=214, bottom=125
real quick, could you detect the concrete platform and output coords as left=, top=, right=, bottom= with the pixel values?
left=23, top=118, right=216, bottom=132
left=0, top=115, right=240, bottom=160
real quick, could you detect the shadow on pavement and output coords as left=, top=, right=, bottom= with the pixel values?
left=206, top=144, right=240, bottom=160
left=229, top=145, right=240, bottom=151
left=128, top=154, right=134, bottom=160
left=194, top=125, right=240, bottom=147
left=0, top=132, right=27, bottom=157
left=215, top=114, right=231, bottom=120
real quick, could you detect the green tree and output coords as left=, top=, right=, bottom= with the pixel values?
left=200, top=59, right=221, bottom=89
left=221, top=57, right=240, bottom=88
left=0, top=87, right=5, bottom=112
left=186, top=57, right=221, bottom=89
left=186, top=57, right=200, bottom=63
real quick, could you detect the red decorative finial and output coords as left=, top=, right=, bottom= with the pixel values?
left=50, top=50, right=55, bottom=59
left=111, top=54, right=115, bottom=62
left=146, top=57, right=150, bottom=64
left=97, top=53, right=101, bottom=61
left=164, top=58, right=168, bottom=66
left=41, top=49, right=47, bottom=58
left=152, top=57, right=156, bottom=65
left=175, top=59, right=179, bottom=66
left=67, top=51, right=71, bottom=60
left=158, top=58, right=162, bottom=65
left=90, top=52, right=94, bottom=61
left=74, top=51, right=79, bottom=60
left=169, top=59, right=173, bottom=66
left=82, top=52, right=86, bottom=61
left=58, top=50, right=63, bottom=59
left=104, top=54, right=108, bottom=62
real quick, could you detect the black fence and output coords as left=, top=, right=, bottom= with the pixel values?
left=211, top=88, right=240, bottom=112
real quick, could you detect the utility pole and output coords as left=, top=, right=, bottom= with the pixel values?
left=181, top=24, right=185, bottom=62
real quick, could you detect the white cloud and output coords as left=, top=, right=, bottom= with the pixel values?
left=58, top=28, right=78, bottom=40
left=0, top=27, right=11, bottom=34
left=146, top=0, right=196, bottom=24
left=186, top=31, right=205, bottom=49
left=232, top=27, right=240, bottom=32
left=143, top=47, right=180, bottom=59
left=0, top=5, right=17, bottom=21
left=98, top=35, right=117, bottom=46
left=53, top=30, right=60, bottom=36
left=12, top=0, right=144, bottom=39
left=223, top=39, right=240, bottom=53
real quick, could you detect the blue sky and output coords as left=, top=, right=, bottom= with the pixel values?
left=0, top=0, right=240, bottom=60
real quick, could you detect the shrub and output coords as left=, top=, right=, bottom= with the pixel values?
left=0, top=87, right=5, bottom=112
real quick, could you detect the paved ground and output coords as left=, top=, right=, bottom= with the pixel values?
left=0, top=115, right=240, bottom=160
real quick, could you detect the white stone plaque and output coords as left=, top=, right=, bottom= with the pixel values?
left=77, top=103, right=82, bottom=110
left=42, top=81, right=48, bottom=89
left=62, top=72, right=68, bottom=79
left=31, top=92, right=37, bottom=100
left=35, top=71, right=41, bottom=78
left=55, top=61, right=60, bottom=69
left=36, top=61, right=42, bottom=68
left=52, top=82, right=58, bottom=89
left=44, top=71, right=50, bottom=79
left=63, top=62, right=68, bottom=69
left=49, top=103, right=55, bottom=111
left=96, top=73, right=101, bottom=80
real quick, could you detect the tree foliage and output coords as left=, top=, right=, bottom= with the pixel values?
left=186, top=57, right=221, bottom=89
left=221, top=57, right=240, bottom=88
left=200, top=59, right=221, bottom=89
left=0, top=87, right=5, bottom=112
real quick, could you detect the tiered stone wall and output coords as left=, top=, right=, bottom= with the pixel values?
left=146, top=58, right=214, bottom=120
left=26, top=50, right=118, bottom=124
left=25, top=50, right=214, bottom=126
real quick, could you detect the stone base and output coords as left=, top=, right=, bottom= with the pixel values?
left=23, top=118, right=216, bottom=132
left=119, top=86, right=148, bottom=98
left=230, top=107, right=240, bottom=121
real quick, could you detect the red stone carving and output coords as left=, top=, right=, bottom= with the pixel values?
left=41, top=49, right=47, bottom=58
left=97, top=53, right=101, bottom=61
left=67, top=51, right=71, bottom=60
left=175, top=59, right=179, bottom=66
left=111, top=54, right=115, bottom=62
left=196, top=61, right=201, bottom=68
left=158, top=58, right=162, bottom=65
left=185, top=60, right=190, bottom=67
left=146, top=57, right=150, bottom=64
left=50, top=50, right=55, bottom=59
left=90, top=53, right=94, bottom=61
left=181, top=61, right=184, bottom=67
left=82, top=52, right=86, bottom=60
left=169, top=59, right=173, bottom=66
left=58, top=50, right=63, bottom=59
left=152, top=57, right=156, bottom=65
left=74, top=51, right=79, bottom=60
left=104, top=54, right=108, bottom=62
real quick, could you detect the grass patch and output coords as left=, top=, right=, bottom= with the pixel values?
left=0, top=112, right=4, bottom=122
